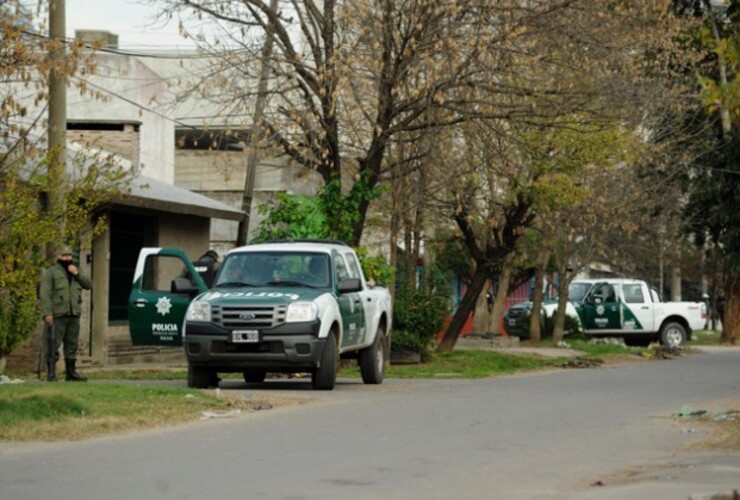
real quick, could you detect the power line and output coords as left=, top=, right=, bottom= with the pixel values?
left=21, top=28, right=249, bottom=60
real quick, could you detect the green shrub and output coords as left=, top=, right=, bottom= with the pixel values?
left=355, top=247, right=394, bottom=287
left=543, top=311, right=582, bottom=339
left=392, top=285, right=448, bottom=359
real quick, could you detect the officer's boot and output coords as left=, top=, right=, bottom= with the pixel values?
left=65, top=359, right=87, bottom=382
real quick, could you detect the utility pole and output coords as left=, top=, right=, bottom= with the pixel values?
left=236, top=0, right=278, bottom=246
left=47, top=0, right=67, bottom=249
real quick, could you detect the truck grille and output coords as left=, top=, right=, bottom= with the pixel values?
left=212, top=304, right=287, bottom=329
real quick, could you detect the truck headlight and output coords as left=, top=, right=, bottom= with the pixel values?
left=286, top=302, right=318, bottom=322
left=186, top=301, right=211, bottom=322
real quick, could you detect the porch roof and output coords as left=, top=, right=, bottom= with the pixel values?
left=120, top=173, right=245, bottom=222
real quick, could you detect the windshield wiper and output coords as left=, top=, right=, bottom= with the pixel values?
left=216, top=281, right=259, bottom=288
left=265, top=280, right=317, bottom=288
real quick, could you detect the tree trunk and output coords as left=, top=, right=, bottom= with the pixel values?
left=552, top=279, right=572, bottom=342
left=437, top=268, right=488, bottom=352
left=670, top=265, right=682, bottom=302
left=721, top=275, right=739, bottom=345
left=471, top=281, right=491, bottom=334
left=487, top=266, right=512, bottom=335
left=529, top=250, right=549, bottom=343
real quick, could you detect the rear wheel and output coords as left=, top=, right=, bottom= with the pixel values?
left=311, top=332, right=337, bottom=390
left=660, top=322, right=686, bottom=348
left=360, top=325, right=386, bottom=385
left=187, top=364, right=214, bottom=389
left=243, top=371, right=267, bottom=384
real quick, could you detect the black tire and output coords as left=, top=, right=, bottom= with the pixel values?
left=312, top=332, right=337, bottom=390
left=243, top=371, right=267, bottom=384
left=187, top=364, right=213, bottom=389
left=660, top=322, right=687, bottom=348
left=359, top=326, right=386, bottom=385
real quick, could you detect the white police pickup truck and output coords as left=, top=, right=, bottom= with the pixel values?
left=127, top=241, right=392, bottom=390
left=559, top=278, right=705, bottom=347
left=505, top=278, right=706, bottom=347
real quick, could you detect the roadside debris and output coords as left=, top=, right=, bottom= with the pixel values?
left=589, top=337, right=627, bottom=347
left=689, top=490, right=740, bottom=500
left=590, top=480, right=606, bottom=487
left=561, top=357, right=604, bottom=369
left=201, top=409, right=242, bottom=420
left=673, top=405, right=740, bottom=422
left=0, top=374, right=24, bottom=384
left=674, top=405, right=708, bottom=418
left=642, top=344, right=685, bottom=360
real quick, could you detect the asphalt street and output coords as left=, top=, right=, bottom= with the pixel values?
left=1, top=347, right=738, bottom=500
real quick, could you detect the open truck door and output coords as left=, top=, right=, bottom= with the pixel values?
left=128, top=248, right=208, bottom=346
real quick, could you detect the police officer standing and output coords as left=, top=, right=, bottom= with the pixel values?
left=39, top=245, right=92, bottom=382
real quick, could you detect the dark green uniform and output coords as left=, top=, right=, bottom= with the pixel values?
left=39, top=262, right=92, bottom=363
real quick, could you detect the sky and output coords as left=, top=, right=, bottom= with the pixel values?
left=66, top=0, right=196, bottom=49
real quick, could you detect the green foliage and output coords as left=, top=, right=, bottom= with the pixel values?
left=253, top=191, right=393, bottom=285
left=253, top=193, right=328, bottom=242
left=319, top=173, right=385, bottom=244
left=354, top=247, right=393, bottom=286
left=428, top=231, right=472, bottom=282
left=253, top=172, right=384, bottom=246
left=508, top=306, right=581, bottom=339
left=671, top=2, right=740, bottom=277
left=543, top=311, right=583, bottom=339
left=392, top=285, right=449, bottom=358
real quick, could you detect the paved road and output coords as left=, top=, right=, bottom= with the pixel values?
left=1, top=348, right=739, bottom=500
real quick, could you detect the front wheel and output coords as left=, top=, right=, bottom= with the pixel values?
left=243, top=371, right=267, bottom=384
left=660, top=322, right=687, bottom=348
left=359, top=326, right=386, bottom=384
left=187, top=364, right=215, bottom=389
left=311, top=332, right=337, bottom=390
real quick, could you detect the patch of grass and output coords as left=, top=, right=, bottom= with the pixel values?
left=84, top=369, right=187, bottom=381
left=689, top=329, right=723, bottom=346
left=566, top=340, right=645, bottom=357
left=385, top=350, right=565, bottom=379
left=0, top=383, right=235, bottom=442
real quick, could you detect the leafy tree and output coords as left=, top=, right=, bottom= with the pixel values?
left=252, top=192, right=394, bottom=284
left=155, top=0, right=622, bottom=246
left=430, top=1, right=666, bottom=351
left=665, top=0, right=740, bottom=342
left=1, top=1, right=132, bottom=357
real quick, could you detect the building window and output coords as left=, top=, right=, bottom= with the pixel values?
left=175, top=128, right=250, bottom=151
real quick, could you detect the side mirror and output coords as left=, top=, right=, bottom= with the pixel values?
left=339, top=278, right=362, bottom=293
left=171, top=277, right=200, bottom=295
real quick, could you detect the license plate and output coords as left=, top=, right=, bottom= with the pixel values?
left=232, top=330, right=259, bottom=343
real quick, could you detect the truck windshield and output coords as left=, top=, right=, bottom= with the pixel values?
left=214, top=251, right=331, bottom=288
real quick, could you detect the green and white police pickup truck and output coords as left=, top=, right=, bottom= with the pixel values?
left=505, top=278, right=706, bottom=347
left=558, top=278, right=705, bottom=347
left=127, top=241, right=392, bottom=390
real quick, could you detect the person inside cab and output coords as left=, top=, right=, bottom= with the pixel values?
left=307, top=256, right=329, bottom=287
